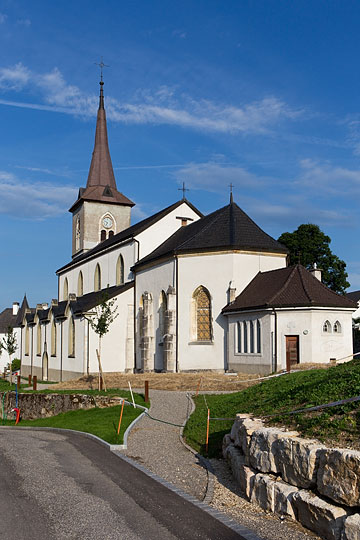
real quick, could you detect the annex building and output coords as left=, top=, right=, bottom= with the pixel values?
left=14, top=81, right=356, bottom=381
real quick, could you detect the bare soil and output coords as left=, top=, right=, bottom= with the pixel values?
left=50, top=363, right=331, bottom=393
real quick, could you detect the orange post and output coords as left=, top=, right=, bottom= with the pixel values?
left=117, top=399, right=125, bottom=436
left=196, top=377, right=202, bottom=397
left=145, top=380, right=149, bottom=403
left=205, top=408, right=210, bottom=454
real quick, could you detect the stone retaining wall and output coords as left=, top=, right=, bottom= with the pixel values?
left=223, top=414, right=360, bottom=540
left=0, top=392, right=124, bottom=420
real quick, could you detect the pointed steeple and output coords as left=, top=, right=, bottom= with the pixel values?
left=69, top=80, right=134, bottom=213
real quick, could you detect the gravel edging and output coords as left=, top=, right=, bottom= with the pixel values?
left=179, top=392, right=215, bottom=504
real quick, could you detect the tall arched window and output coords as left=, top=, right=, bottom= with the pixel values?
left=116, top=255, right=124, bottom=285
left=51, top=319, right=57, bottom=356
left=250, top=320, right=255, bottom=353
left=237, top=322, right=242, bottom=353
left=75, top=217, right=80, bottom=251
left=63, top=278, right=69, bottom=301
left=159, top=290, right=167, bottom=340
left=101, top=229, right=106, bottom=242
left=243, top=321, right=248, bottom=353
left=68, top=316, right=75, bottom=357
left=257, top=320, right=261, bottom=353
left=94, top=264, right=101, bottom=292
left=193, top=286, right=212, bottom=341
left=323, top=320, right=331, bottom=333
left=37, top=323, right=41, bottom=356
left=77, top=271, right=83, bottom=297
left=25, top=325, right=29, bottom=356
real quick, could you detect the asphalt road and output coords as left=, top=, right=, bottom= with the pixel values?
left=0, top=429, right=247, bottom=540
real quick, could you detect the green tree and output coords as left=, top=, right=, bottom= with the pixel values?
left=278, top=224, right=350, bottom=294
left=1, top=326, right=18, bottom=384
left=89, top=295, right=118, bottom=390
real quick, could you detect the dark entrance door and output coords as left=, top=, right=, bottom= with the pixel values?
left=286, top=335, right=299, bottom=371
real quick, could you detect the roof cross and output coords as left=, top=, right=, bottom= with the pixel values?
left=94, top=57, right=109, bottom=82
left=178, top=182, right=189, bottom=199
left=229, top=183, right=234, bottom=194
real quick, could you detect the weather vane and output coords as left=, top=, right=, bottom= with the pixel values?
left=178, top=182, right=189, bottom=199
left=94, top=56, right=109, bottom=82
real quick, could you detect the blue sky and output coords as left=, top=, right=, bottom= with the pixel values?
left=1, top=0, right=360, bottom=310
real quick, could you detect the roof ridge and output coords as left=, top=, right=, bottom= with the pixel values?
left=173, top=205, right=226, bottom=251
left=298, top=265, right=313, bottom=303
left=267, top=265, right=298, bottom=305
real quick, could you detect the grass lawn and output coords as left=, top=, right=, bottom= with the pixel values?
left=25, top=388, right=148, bottom=407
left=0, top=379, right=26, bottom=392
left=3, top=403, right=145, bottom=444
left=184, top=359, right=360, bottom=458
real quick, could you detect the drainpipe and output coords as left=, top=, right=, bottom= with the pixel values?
left=175, top=256, right=179, bottom=373
left=133, top=238, right=140, bottom=373
left=272, top=308, right=278, bottom=372
left=86, top=318, right=90, bottom=375
left=60, top=320, right=63, bottom=382
left=30, top=326, right=33, bottom=377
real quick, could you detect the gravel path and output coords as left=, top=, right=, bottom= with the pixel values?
left=123, top=389, right=208, bottom=501
left=123, top=389, right=320, bottom=540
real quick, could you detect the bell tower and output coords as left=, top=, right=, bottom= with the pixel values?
left=69, top=77, right=134, bottom=258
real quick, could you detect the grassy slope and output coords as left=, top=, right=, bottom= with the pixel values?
left=184, top=359, right=360, bottom=457
left=1, top=388, right=148, bottom=444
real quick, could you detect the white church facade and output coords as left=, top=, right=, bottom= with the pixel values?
left=16, top=81, right=356, bottom=381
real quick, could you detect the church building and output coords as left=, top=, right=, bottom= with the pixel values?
left=18, top=80, right=356, bottom=381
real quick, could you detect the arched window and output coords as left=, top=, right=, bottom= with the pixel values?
left=323, top=320, right=331, bottom=333
left=25, top=325, right=29, bottom=356
left=94, top=264, right=101, bottom=292
left=68, top=316, right=75, bottom=357
left=116, top=255, right=124, bottom=285
left=63, top=278, right=69, bottom=301
left=51, top=319, right=57, bottom=356
left=333, top=320, right=342, bottom=333
left=101, top=229, right=106, bottom=242
left=109, top=231, right=114, bottom=238
left=237, top=322, right=242, bottom=353
left=193, top=286, right=212, bottom=341
left=159, top=291, right=167, bottom=340
left=257, top=320, right=261, bottom=353
left=243, top=321, right=248, bottom=353
left=75, top=217, right=80, bottom=251
left=250, top=321, right=255, bottom=353
left=77, top=271, right=83, bottom=297
left=37, top=323, right=41, bottom=356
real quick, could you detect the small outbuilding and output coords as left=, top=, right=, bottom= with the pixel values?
left=222, top=264, right=356, bottom=374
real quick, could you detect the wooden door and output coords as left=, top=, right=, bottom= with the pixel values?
left=286, top=336, right=299, bottom=371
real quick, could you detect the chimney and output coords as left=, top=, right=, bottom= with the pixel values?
left=69, top=293, right=77, bottom=301
left=12, top=302, right=19, bottom=315
left=42, top=303, right=48, bottom=310
left=310, top=263, right=322, bottom=282
left=228, top=280, right=237, bottom=303
left=51, top=299, right=58, bottom=307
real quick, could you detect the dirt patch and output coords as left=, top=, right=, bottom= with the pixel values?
left=50, top=364, right=331, bottom=392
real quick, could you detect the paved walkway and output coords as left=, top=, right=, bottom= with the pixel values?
left=122, top=389, right=208, bottom=501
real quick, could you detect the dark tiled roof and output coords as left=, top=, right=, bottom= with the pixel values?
left=38, top=309, right=50, bottom=321
left=71, top=282, right=134, bottom=314
left=25, top=311, right=35, bottom=324
left=134, top=199, right=287, bottom=269
left=57, top=199, right=202, bottom=274
left=0, top=309, right=17, bottom=334
left=52, top=301, right=68, bottom=319
left=223, top=265, right=357, bottom=313
left=346, top=290, right=360, bottom=303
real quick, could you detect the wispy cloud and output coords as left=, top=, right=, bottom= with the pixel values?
left=297, top=158, right=360, bottom=196
left=15, top=165, right=72, bottom=178
left=0, top=13, right=7, bottom=24
left=0, top=63, right=301, bottom=133
left=0, top=171, right=77, bottom=219
left=16, top=18, right=31, bottom=26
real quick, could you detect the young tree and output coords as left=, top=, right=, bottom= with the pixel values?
left=89, top=295, right=118, bottom=390
left=278, top=224, right=350, bottom=294
left=1, top=326, right=18, bottom=384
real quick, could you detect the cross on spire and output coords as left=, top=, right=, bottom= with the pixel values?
left=178, top=182, right=189, bottom=199
left=94, top=56, right=109, bottom=82
left=229, top=183, right=234, bottom=203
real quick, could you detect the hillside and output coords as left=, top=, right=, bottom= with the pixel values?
left=184, top=359, right=360, bottom=457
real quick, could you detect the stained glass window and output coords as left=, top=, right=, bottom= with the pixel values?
left=194, top=286, right=212, bottom=341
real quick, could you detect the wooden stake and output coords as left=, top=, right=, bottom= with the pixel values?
left=196, top=376, right=202, bottom=397
left=145, top=380, right=149, bottom=402
left=33, top=375, right=37, bottom=391
left=17, top=375, right=21, bottom=387
left=205, top=408, right=210, bottom=454
left=96, top=349, right=107, bottom=392
left=117, top=399, right=125, bottom=436
left=128, top=381, right=135, bottom=408
left=28, top=374, right=32, bottom=386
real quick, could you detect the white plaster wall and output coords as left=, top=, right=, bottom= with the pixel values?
left=177, top=251, right=286, bottom=371
left=135, top=260, right=176, bottom=370
left=136, top=202, right=201, bottom=260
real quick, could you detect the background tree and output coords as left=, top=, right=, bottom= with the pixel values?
left=89, top=295, right=118, bottom=390
left=278, top=224, right=350, bottom=294
left=1, top=326, right=18, bottom=384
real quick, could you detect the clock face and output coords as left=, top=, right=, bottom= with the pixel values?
left=103, top=217, right=113, bottom=229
